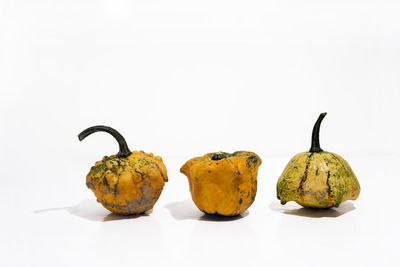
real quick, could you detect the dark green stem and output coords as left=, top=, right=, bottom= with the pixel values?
left=309, top=112, right=327, bottom=153
left=78, top=125, right=132, bottom=158
left=212, top=153, right=227, bottom=160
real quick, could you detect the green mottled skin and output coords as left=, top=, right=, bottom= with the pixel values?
left=86, top=151, right=168, bottom=215
left=277, top=152, right=360, bottom=208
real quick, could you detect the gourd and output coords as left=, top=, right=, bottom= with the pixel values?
left=276, top=113, right=360, bottom=208
left=78, top=126, right=168, bottom=215
left=180, top=151, right=262, bottom=216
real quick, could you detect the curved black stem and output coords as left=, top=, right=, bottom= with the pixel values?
left=309, top=112, right=327, bottom=153
left=78, top=125, right=131, bottom=158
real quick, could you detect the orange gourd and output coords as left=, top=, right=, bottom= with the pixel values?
left=181, top=151, right=261, bottom=216
left=78, top=126, right=168, bottom=215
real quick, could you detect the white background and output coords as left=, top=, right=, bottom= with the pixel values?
left=1, top=1, right=400, bottom=266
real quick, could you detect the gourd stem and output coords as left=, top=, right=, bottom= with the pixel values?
left=212, top=153, right=227, bottom=160
left=78, top=125, right=132, bottom=158
left=309, top=112, right=327, bottom=153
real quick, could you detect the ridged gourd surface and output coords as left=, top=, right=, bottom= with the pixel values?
left=277, top=152, right=360, bottom=208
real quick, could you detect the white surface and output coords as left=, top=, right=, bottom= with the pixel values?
left=1, top=1, right=400, bottom=266
left=2, top=156, right=400, bottom=267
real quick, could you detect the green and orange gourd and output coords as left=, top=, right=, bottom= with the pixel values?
left=78, top=126, right=168, bottom=215
left=276, top=113, right=361, bottom=208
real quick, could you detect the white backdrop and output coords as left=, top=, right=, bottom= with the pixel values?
left=1, top=1, right=400, bottom=267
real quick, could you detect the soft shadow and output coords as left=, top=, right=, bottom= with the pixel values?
left=165, top=199, right=248, bottom=221
left=199, top=211, right=248, bottom=221
left=34, top=198, right=150, bottom=222
left=103, top=212, right=149, bottom=222
left=269, top=200, right=356, bottom=218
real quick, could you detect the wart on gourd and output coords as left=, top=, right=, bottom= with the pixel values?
left=276, top=113, right=361, bottom=208
left=78, top=125, right=168, bottom=215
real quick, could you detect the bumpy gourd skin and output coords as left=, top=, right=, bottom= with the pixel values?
left=180, top=151, right=261, bottom=216
left=86, top=151, right=168, bottom=215
left=277, top=152, right=360, bottom=208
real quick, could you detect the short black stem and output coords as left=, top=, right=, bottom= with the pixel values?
left=211, top=153, right=227, bottom=160
left=309, top=112, right=327, bottom=153
left=78, top=125, right=132, bottom=158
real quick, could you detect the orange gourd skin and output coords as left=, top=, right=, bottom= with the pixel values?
left=86, top=151, right=168, bottom=215
left=180, top=151, right=261, bottom=216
